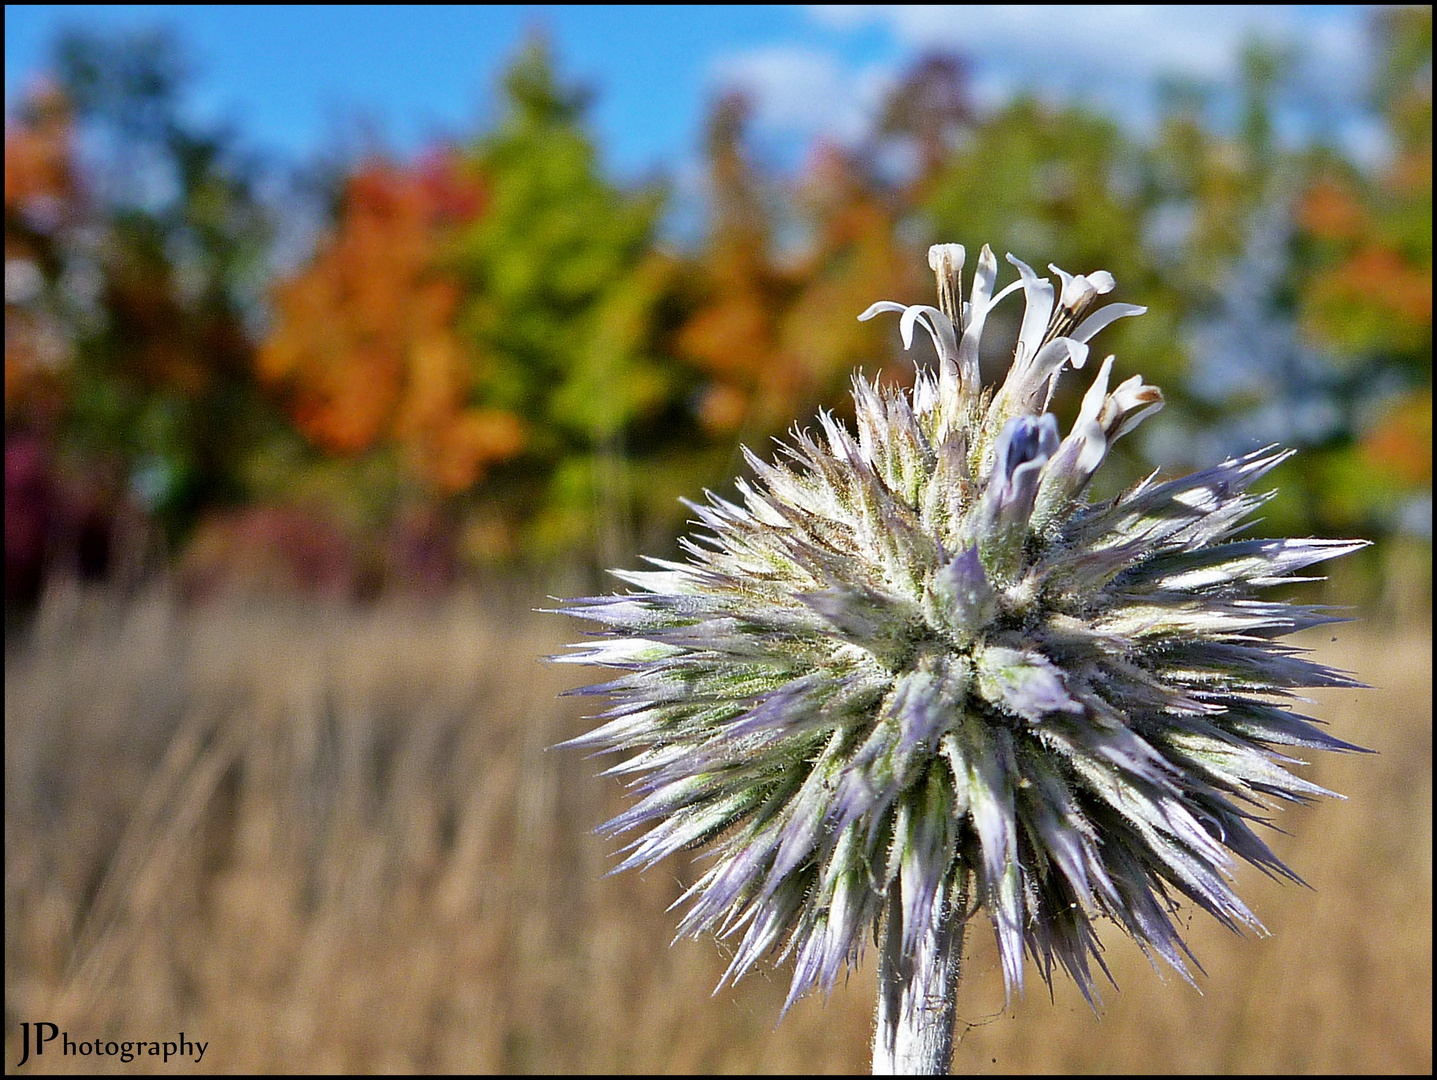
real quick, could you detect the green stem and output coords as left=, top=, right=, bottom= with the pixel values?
left=872, top=874, right=967, bottom=1075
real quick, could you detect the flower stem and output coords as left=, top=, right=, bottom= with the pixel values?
left=872, top=874, right=968, bottom=1075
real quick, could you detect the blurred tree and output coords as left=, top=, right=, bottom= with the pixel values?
left=258, top=151, right=519, bottom=493
left=449, top=37, right=688, bottom=568
left=6, top=29, right=284, bottom=552
left=918, top=91, right=1191, bottom=492
left=5, top=79, right=77, bottom=428
left=781, top=141, right=927, bottom=402
left=675, top=91, right=803, bottom=439
left=677, top=88, right=931, bottom=449
left=1300, top=8, right=1431, bottom=380
left=922, top=97, right=1142, bottom=292
left=877, top=51, right=973, bottom=194
left=1142, top=41, right=1315, bottom=476
left=1144, top=16, right=1430, bottom=616
left=1292, top=7, right=1431, bottom=557
left=3, top=82, right=85, bottom=608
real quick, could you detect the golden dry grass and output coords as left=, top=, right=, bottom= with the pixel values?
left=4, top=578, right=1431, bottom=1073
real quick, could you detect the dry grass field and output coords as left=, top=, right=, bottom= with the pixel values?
left=4, top=578, right=1431, bottom=1073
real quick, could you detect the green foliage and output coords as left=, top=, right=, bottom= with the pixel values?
left=449, top=38, right=698, bottom=566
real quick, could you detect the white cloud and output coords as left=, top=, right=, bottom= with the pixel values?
left=809, top=5, right=1232, bottom=78
left=707, top=45, right=898, bottom=157
left=808, top=5, right=1367, bottom=87
left=710, top=46, right=847, bottom=133
left=707, top=7, right=1378, bottom=176
left=804, top=5, right=1377, bottom=156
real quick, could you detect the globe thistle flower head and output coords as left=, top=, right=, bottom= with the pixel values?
left=555, top=243, right=1368, bottom=1017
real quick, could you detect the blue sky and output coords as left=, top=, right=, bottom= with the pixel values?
left=4, top=6, right=893, bottom=178
left=6, top=5, right=1387, bottom=185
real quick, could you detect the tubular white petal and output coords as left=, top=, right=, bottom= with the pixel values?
left=1104, top=374, right=1165, bottom=441
left=902, top=303, right=959, bottom=362
left=1006, top=253, right=1056, bottom=370
left=1077, top=355, right=1116, bottom=427
left=957, top=244, right=1001, bottom=387
left=858, top=300, right=910, bottom=322
left=928, top=243, right=966, bottom=272
left=1027, top=336, right=1090, bottom=411
left=1051, top=264, right=1118, bottom=311
left=1071, top=301, right=1147, bottom=344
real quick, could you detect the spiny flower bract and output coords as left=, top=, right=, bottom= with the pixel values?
left=555, top=243, right=1367, bottom=1013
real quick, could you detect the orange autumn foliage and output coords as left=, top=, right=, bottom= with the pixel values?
left=259, top=152, right=522, bottom=491
left=1361, top=387, right=1432, bottom=486
left=1296, top=177, right=1370, bottom=243
left=781, top=143, right=927, bottom=392
left=4, top=80, right=78, bottom=420
left=677, top=275, right=792, bottom=435
left=1297, top=176, right=1431, bottom=332
left=3, top=80, right=74, bottom=213
left=676, top=99, right=921, bottom=439
left=1327, top=243, right=1433, bottom=327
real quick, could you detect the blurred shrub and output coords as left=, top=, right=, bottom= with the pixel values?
left=180, top=503, right=365, bottom=600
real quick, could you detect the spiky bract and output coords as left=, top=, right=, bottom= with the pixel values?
left=556, top=243, right=1367, bottom=1012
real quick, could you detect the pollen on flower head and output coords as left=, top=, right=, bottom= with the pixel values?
left=556, top=242, right=1369, bottom=1015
